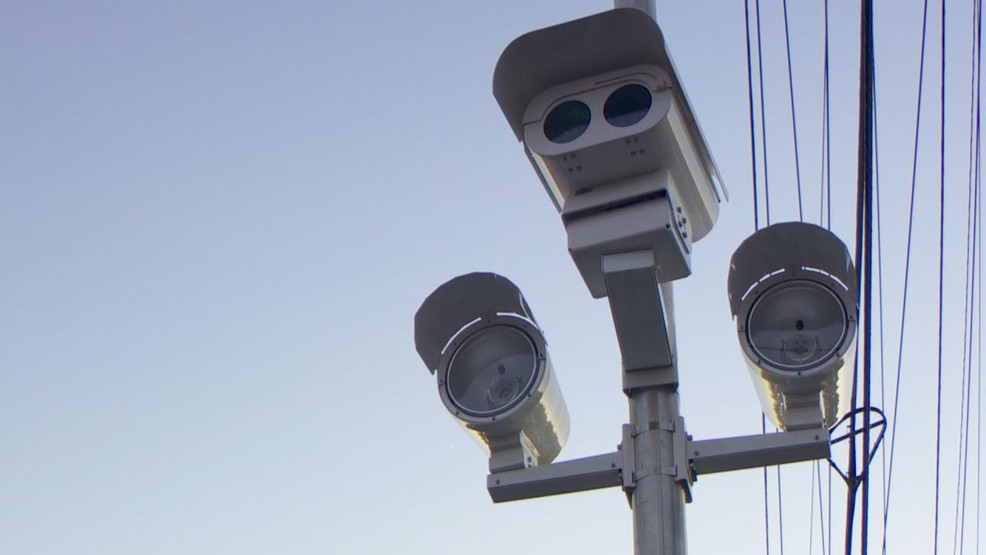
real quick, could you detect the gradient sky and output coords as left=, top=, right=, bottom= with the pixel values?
left=1, top=1, right=979, bottom=554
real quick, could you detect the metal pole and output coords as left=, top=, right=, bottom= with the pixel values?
left=630, top=382, right=688, bottom=554
left=611, top=6, right=686, bottom=551
left=614, top=0, right=656, bottom=16
left=604, top=250, right=688, bottom=555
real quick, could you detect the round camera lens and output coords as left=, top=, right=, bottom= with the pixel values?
left=604, top=84, right=652, bottom=128
left=746, top=281, right=848, bottom=371
left=446, top=326, right=538, bottom=416
left=544, top=100, right=591, bottom=144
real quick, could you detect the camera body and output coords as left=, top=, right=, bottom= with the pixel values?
left=727, top=222, right=859, bottom=430
left=414, top=273, right=570, bottom=471
left=494, top=8, right=726, bottom=297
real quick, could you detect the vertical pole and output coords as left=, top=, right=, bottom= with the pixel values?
left=614, top=0, right=657, bottom=16
left=612, top=5, right=683, bottom=553
left=604, top=251, right=688, bottom=555
left=629, top=379, right=688, bottom=554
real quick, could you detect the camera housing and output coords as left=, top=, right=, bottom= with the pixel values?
left=493, top=8, right=726, bottom=297
left=727, top=222, right=858, bottom=430
left=414, top=273, right=570, bottom=471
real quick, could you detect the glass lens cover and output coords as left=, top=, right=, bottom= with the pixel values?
left=544, top=100, right=591, bottom=144
left=447, top=326, right=538, bottom=415
left=746, top=281, right=848, bottom=371
left=603, top=84, right=652, bottom=128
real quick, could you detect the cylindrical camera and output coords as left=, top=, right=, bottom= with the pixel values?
left=727, top=222, right=858, bottom=430
left=415, top=273, right=569, bottom=467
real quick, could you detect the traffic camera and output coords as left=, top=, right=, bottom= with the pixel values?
left=414, top=273, right=570, bottom=472
left=493, top=8, right=726, bottom=297
left=727, top=222, right=858, bottom=430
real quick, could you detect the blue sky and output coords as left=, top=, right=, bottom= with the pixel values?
left=1, top=1, right=979, bottom=553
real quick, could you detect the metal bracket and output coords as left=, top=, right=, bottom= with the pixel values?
left=688, top=427, right=831, bottom=475
left=485, top=422, right=830, bottom=504
left=620, top=424, right=636, bottom=503
left=622, top=418, right=693, bottom=503
left=601, top=251, right=682, bottom=393
left=487, top=450, right=623, bottom=503
left=671, top=417, right=694, bottom=502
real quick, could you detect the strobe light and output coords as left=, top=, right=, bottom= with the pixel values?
left=414, top=273, right=569, bottom=472
left=727, top=222, right=858, bottom=430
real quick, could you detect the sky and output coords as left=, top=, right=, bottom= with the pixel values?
left=1, top=1, right=981, bottom=554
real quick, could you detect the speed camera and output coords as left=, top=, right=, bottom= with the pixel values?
left=727, top=222, right=858, bottom=430
left=414, top=273, right=570, bottom=472
left=493, top=8, right=726, bottom=297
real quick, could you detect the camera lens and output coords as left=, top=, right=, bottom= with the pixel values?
left=447, top=326, right=538, bottom=416
left=544, top=100, right=591, bottom=144
left=604, top=84, right=652, bottom=127
left=746, top=281, right=848, bottom=371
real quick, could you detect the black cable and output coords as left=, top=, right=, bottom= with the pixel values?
left=973, top=5, right=985, bottom=547
left=782, top=0, right=804, bottom=221
left=873, top=75, right=887, bottom=555
left=959, top=8, right=983, bottom=549
left=810, top=462, right=818, bottom=554
left=763, top=416, right=771, bottom=555
left=872, top=38, right=889, bottom=555
left=959, top=120, right=979, bottom=555
left=860, top=0, right=876, bottom=547
left=933, top=0, right=947, bottom=550
left=845, top=0, right=877, bottom=552
left=825, top=0, right=832, bottom=230
left=955, top=6, right=983, bottom=547
left=777, top=466, right=785, bottom=555
left=755, top=0, right=771, bottom=225
left=745, top=0, right=761, bottom=232
left=818, top=461, right=829, bottom=555
left=881, top=2, right=932, bottom=551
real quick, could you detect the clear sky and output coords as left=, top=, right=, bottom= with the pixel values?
left=1, top=1, right=979, bottom=554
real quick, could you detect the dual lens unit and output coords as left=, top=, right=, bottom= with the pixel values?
left=543, top=83, right=654, bottom=144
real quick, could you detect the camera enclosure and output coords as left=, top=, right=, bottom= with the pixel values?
left=493, top=8, right=726, bottom=297
left=414, top=273, right=570, bottom=472
left=727, top=222, right=858, bottom=430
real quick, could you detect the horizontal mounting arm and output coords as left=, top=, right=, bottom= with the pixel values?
left=486, top=425, right=831, bottom=503
left=688, top=427, right=830, bottom=475
left=487, top=451, right=625, bottom=503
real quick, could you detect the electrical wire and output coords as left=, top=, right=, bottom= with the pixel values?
left=872, top=37, right=889, bottom=555
left=824, top=0, right=832, bottom=231
left=755, top=0, right=771, bottom=226
left=777, top=466, right=786, bottom=555
left=781, top=0, right=804, bottom=221
left=745, top=0, right=761, bottom=232
left=880, top=1, right=932, bottom=551
left=954, top=5, right=983, bottom=549
left=970, top=4, right=982, bottom=550
left=933, top=0, right=947, bottom=551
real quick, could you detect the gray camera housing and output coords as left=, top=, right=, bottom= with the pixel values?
left=493, top=8, right=726, bottom=297
left=727, top=223, right=858, bottom=430
left=415, top=273, right=570, bottom=471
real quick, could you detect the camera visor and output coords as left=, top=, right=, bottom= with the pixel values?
left=544, top=100, right=591, bottom=144
left=746, top=281, right=848, bottom=371
left=446, top=326, right=538, bottom=416
left=604, top=83, right=652, bottom=128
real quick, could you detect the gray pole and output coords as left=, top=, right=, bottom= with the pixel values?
left=609, top=5, right=688, bottom=554
left=614, top=0, right=656, bottom=17
left=627, top=284, right=687, bottom=555
left=603, top=249, right=688, bottom=555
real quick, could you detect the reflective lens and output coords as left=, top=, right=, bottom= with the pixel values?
left=746, top=281, right=848, bottom=371
left=544, top=100, right=591, bottom=143
left=447, top=326, right=538, bottom=415
left=604, top=84, right=652, bottom=127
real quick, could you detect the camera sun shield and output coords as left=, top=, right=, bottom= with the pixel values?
left=415, top=273, right=570, bottom=471
left=727, top=222, right=859, bottom=430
